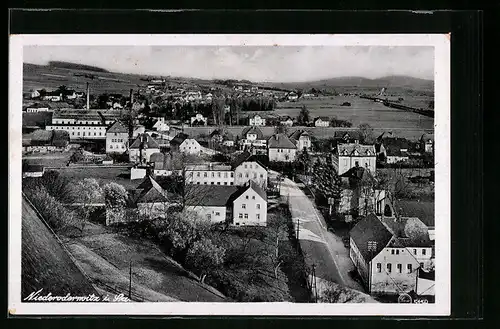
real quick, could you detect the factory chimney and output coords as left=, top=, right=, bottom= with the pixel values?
left=86, top=82, right=90, bottom=110
left=129, top=89, right=134, bottom=106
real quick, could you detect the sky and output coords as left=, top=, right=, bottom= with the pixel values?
left=23, top=46, right=434, bottom=83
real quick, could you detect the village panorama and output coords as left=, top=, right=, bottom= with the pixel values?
left=21, top=46, right=436, bottom=304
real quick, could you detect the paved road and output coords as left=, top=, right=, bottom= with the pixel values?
left=277, top=173, right=365, bottom=293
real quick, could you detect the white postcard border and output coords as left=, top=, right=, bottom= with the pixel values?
left=9, top=33, right=450, bottom=316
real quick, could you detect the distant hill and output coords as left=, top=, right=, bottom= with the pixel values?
left=48, top=61, right=109, bottom=73
left=264, top=75, right=434, bottom=92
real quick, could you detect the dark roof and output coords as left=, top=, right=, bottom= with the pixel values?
left=210, top=129, right=222, bottom=137
left=420, top=133, right=434, bottom=141
left=340, top=166, right=377, bottom=188
left=289, top=129, right=310, bottom=140
left=394, top=200, right=435, bottom=228
left=134, top=176, right=170, bottom=203
left=350, top=214, right=393, bottom=262
left=279, top=116, right=293, bottom=121
left=380, top=217, right=433, bottom=248
left=268, top=134, right=296, bottom=149
left=337, top=143, right=376, bottom=156
left=314, top=116, right=330, bottom=121
left=24, top=164, right=44, bottom=173
left=170, top=133, right=189, bottom=146
left=149, top=152, right=165, bottom=164
left=241, top=126, right=264, bottom=139
left=130, top=133, right=160, bottom=149
left=230, top=151, right=267, bottom=170
left=418, top=268, right=435, bottom=280
left=107, top=121, right=128, bottom=134
left=382, top=137, right=411, bottom=156
left=185, top=185, right=239, bottom=207
left=333, top=130, right=362, bottom=141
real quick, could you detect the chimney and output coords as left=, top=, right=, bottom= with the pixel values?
left=130, top=89, right=134, bottom=106
left=86, top=82, right=90, bottom=110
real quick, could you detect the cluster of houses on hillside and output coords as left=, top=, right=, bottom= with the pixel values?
left=243, top=114, right=343, bottom=127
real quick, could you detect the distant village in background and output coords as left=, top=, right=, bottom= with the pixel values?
left=21, top=60, right=435, bottom=304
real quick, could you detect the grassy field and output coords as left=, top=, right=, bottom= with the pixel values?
left=23, top=151, right=73, bottom=168
left=22, top=196, right=99, bottom=300
left=69, top=223, right=227, bottom=302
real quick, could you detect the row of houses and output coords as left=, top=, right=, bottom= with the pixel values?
left=22, top=130, right=70, bottom=153
left=247, top=114, right=330, bottom=127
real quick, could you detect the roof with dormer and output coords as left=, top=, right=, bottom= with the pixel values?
left=337, top=143, right=376, bottom=156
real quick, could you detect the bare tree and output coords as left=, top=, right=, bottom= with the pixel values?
left=71, top=178, right=103, bottom=235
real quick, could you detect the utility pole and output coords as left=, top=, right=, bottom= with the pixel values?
left=296, top=217, right=300, bottom=249
left=128, top=261, right=132, bottom=300
left=312, top=263, right=318, bottom=303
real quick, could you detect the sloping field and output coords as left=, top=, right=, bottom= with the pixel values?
left=21, top=195, right=99, bottom=300
left=71, top=229, right=227, bottom=302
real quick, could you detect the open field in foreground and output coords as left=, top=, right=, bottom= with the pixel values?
left=66, top=222, right=227, bottom=302
left=54, top=166, right=138, bottom=190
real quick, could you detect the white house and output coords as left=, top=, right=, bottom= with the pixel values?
left=268, top=134, right=297, bottom=162
left=289, top=130, right=312, bottom=152
left=349, top=214, right=433, bottom=296
left=190, top=113, right=207, bottom=126
left=279, top=116, right=294, bottom=127
left=314, top=117, right=330, bottom=127
left=232, top=181, right=268, bottom=226
left=129, top=133, right=161, bottom=164
left=184, top=185, right=239, bottom=223
left=22, top=164, right=45, bottom=178
left=240, top=126, right=267, bottom=149
left=336, top=143, right=377, bottom=175
left=231, top=151, right=268, bottom=188
left=420, top=134, right=434, bottom=153
left=287, top=92, right=298, bottom=101
left=170, top=133, right=202, bottom=155
left=26, top=107, right=51, bottom=113
left=185, top=163, right=235, bottom=186
left=249, top=115, right=266, bottom=126
left=30, top=90, right=41, bottom=99
left=106, top=121, right=129, bottom=154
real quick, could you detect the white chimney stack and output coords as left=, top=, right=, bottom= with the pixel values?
left=86, top=82, right=90, bottom=110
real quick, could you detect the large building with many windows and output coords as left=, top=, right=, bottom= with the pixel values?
left=349, top=213, right=434, bottom=296
left=185, top=163, right=235, bottom=186
left=45, top=109, right=123, bottom=140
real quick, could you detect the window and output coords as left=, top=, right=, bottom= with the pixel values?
left=245, top=195, right=249, bottom=199
left=397, top=264, right=402, bottom=273
left=239, top=213, right=243, bottom=219
left=413, top=249, right=417, bottom=255
left=110, top=145, right=113, bottom=149
left=204, top=182, right=207, bottom=185
left=420, top=262, right=424, bottom=268
left=387, top=263, right=392, bottom=273
left=231, top=173, right=234, bottom=177
left=211, top=182, right=214, bottom=185
left=197, top=172, right=200, bottom=177
left=204, top=172, right=208, bottom=177
left=207, top=214, right=211, bottom=220
left=256, top=214, right=260, bottom=220
left=217, top=182, right=220, bottom=185
left=422, top=249, right=427, bottom=255
left=396, top=250, right=400, bottom=255
left=244, top=214, right=248, bottom=219
left=215, top=212, right=220, bottom=216
left=224, top=172, right=228, bottom=178
left=244, top=164, right=247, bottom=169
left=256, top=204, right=260, bottom=209
left=377, top=263, right=382, bottom=272
left=238, top=173, right=242, bottom=178
left=230, top=182, right=233, bottom=185
left=115, top=132, right=118, bottom=136
left=252, top=196, right=255, bottom=200
left=212, top=172, right=215, bottom=177
left=242, top=204, right=246, bottom=209
left=224, top=182, right=227, bottom=185
left=260, top=174, right=264, bottom=178
left=407, top=264, right=413, bottom=274
left=391, top=249, right=395, bottom=255
left=245, top=173, right=249, bottom=178
left=254, top=173, right=257, bottom=178
left=197, top=182, right=200, bottom=185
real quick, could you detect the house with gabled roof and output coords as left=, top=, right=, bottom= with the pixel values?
left=106, top=121, right=129, bottom=154
left=268, top=133, right=297, bottom=162
left=131, top=175, right=174, bottom=219
left=249, top=114, right=266, bottom=126
left=185, top=185, right=239, bottom=224
left=230, top=181, right=267, bottom=226
left=279, top=116, right=294, bottom=127
left=313, top=116, right=330, bottom=127
left=336, top=143, right=377, bottom=175
left=349, top=213, right=433, bottom=296
left=393, top=200, right=435, bottom=241
left=240, top=126, right=267, bottom=150
left=170, top=132, right=201, bottom=155
left=333, top=130, right=363, bottom=145
left=129, top=133, right=160, bottom=164
left=289, top=129, right=311, bottom=152
left=231, top=151, right=268, bottom=188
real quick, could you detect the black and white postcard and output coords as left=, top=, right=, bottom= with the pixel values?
left=9, top=34, right=450, bottom=316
